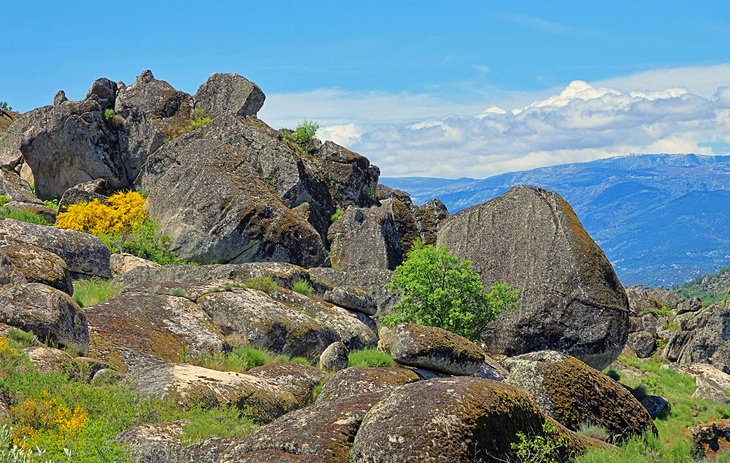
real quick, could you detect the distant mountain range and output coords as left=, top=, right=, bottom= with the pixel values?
left=382, top=154, right=730, bottom=287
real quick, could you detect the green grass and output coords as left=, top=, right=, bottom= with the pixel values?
left=72, top=278, right=122, bottom=307
left=348, top=349, right=394, bottom=367
left=0, top=207, right=51, bottom=225
left=0, top=335, right=258, bottom=461
left=42, top=198, right=59, bottom=211
left=330, top=208, right=344, bottom=223
left=0, top=195, right=10, bottom=207
left=244, top=276, right=278, bottom=293
left=8, top=328, right=36, bottom=348
left=191, top=346, right=310, bottom=373
left=292, top=279, right=314, bottom=296
left=580, top=355, right=730, bottom=462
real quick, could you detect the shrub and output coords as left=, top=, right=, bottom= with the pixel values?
left=42, top=199, right=59, bottom=211
left=293, top=120, right=319, bottom=151
left=0, top=194, right=10, bottom=206
left=56, top=191, right=180, bottom=265
left=72, top=279, right=121, bottom=308
left=0, top=101, right=12, bottom=111
left=244, top=276, right=278, bottom=293
left=102, top=108, right=124, bottom=127
left=383, top=241, right=520, bottom=340
left=510, top=420, right=568, bottom=463
left=348, top=349, right=394, bottom=368
left=292, top=279, right=314, bottom=296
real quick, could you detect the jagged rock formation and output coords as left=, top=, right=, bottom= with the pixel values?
left=437, top=185, right=630, bottom=370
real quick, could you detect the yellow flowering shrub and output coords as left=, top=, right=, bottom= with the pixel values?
left=10, top=391, right=89, bottom=449
left=56, top=191, right=147, bottom=235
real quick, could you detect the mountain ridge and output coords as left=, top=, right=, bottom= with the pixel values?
left=382, top=153, right=730, bottom=287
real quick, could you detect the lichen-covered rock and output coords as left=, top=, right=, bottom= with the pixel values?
left=247, top=361, right=326, bottom=407
left=503, top=350, right=656, bottom=441
left=328, top=199, right=404, bottom=271
left=109, top=252, right=160, bottom=277
left=317, top=367, right=420, bottom=403
left=323, top=287, right=377, bottom=316
left=0, top=253, right=26, bottom=290
left=198, top=287, right=376, bottom=360
left=379, top=324, right=485, bottom=376
left=0, top=168, right=39, bottom=204
left=114, top=262, right=315, bottom=292
left=351, top=377, right=591, bottom=463
left=309, top=267, right=396, bottom=315
left=7, top=98, right=124, bottom=199
left=116, top=421, right=192, bottom=463
left=84, top=293, right=225, bottom=372
left=115, top=70, right=196, bottom=181
left=0, top=283, right=88, bottom=354
left=136, top=137, right=326, bottom=267
left=194, top=73, right=265, bottom=119
left=675, top=299, right=730, bottom=374
left=628, top=331, right=656, bottom=358
left=0, top=218, right=111, bottom=278
left=319, top=342, right=349, bottom=371
left=223, top=391, right=386, bottom=462
left=127, top=362, right=314, bottom=423
left=85, top=77, right=118, bottom=109
left=414, top=199, right=449, bottom=245
left=639, top=395, right=670, bottom=419
left=0, top=244, right=72, bottom=294
left=437, top=185, right=630, bottom=370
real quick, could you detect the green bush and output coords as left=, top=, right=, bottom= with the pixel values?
left=244, top=276, right=278, bottom=293
left=510, top=420, right=568, bottom=463
left=293, top=120, right=319, bottom=151
left=0, top=207, right=51, bottom=225
left=0, top=101, right=12, bottom=111
left=292, top=279, right=314, bottom=296
left=102, top=108, right=124, bottom=127
left=99, top=220, right=180, bottom=265
left=0, top=195, right=10, bottom=207
left=42, top=198, right=59, bottom=211
left=383, top=241, right=520, bottom=340
left=72, top=279, right=121, bottom=308
left=348, top=349, right=394, bottom=368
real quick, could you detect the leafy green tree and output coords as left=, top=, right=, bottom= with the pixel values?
left=383, top=241, right=520, bottom=340
left=0, top=101, right=12, bottom=111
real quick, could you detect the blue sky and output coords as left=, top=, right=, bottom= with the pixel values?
left=3, top=1, right=730, bottom=177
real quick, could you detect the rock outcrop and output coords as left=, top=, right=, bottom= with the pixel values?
left=437, top=185, right=630, bottom=370
left=503, top=350, right=656, bottom=441
left=0, top=218, right=111, bottom=278
left=136, top=137, right=327, bottom=267
left=0, top=244, right=73, bottom=294
left=194, top=73, right=265, bottom=119
left=378, top=324, right=486, bottom=376
left=316, top=367, right=420, bottom=403
left=0, top=283, right=89, bottom=354
left=673, top=299, right=730, bottom=374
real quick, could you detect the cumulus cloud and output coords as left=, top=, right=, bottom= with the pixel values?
left=258, top=64, right=730, bottom=178
left=346, top=80, right=730, bottom=177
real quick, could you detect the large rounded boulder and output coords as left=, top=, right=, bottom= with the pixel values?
left=351, top=377, right=590, bottom=463
left=503, top=350, right=656, bottom=441
left=437, top=185, right=629, bottom=370
left=193, top=72, right=265, bottom=119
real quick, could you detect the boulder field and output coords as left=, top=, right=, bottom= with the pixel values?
left=1, top=70, right=725, bottom=461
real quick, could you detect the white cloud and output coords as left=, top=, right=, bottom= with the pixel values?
left=257, top=64, right=730, bottom=178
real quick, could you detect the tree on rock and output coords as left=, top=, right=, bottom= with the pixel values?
left=384, top=241, right=520, bottom=340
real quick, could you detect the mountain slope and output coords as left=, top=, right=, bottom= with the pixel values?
left=382, top=154, right=730, bottom=286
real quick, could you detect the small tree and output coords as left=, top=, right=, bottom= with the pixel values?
left=0, top=101, right=11, bottom=111
left=383, top=241, right=520, bottom=340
